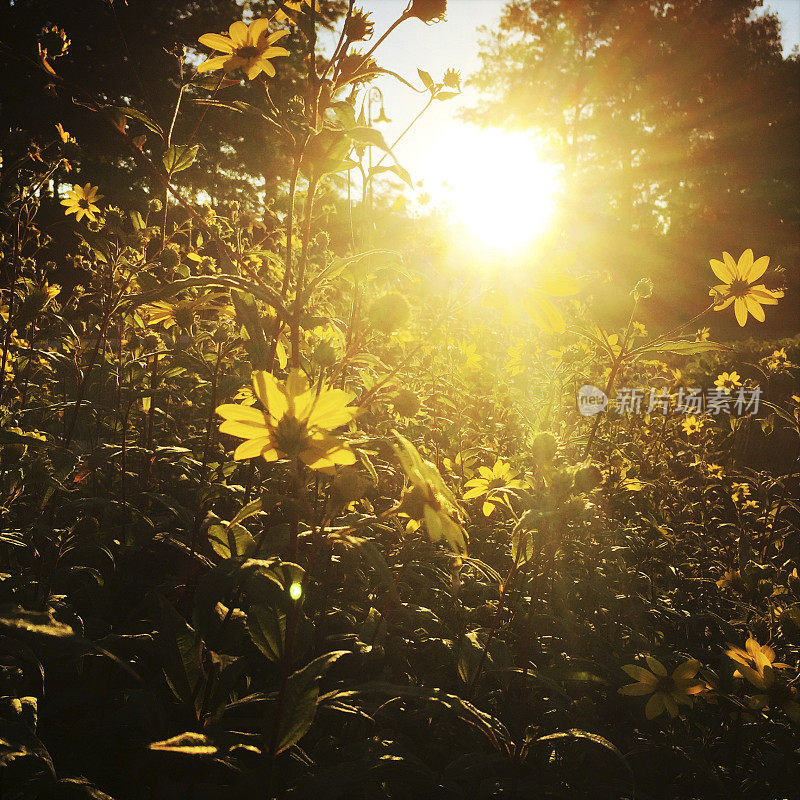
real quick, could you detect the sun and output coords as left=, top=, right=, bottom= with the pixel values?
left=421, top=127, right=562, bottom=254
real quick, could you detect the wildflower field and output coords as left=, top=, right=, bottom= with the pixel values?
left=1, top=1, right=799, bottom=798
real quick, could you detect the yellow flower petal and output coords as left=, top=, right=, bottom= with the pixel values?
left=619, top=682, right=655, bottom=696
left=622, top=664, right=658, bottom=685
left=197, top=54, right=232, bottom=73
left=248, top=18, right=271, bottom=42
left=645, top=656, right=667, bottom=677
left=233, top=435, right=276, bottom=460
left=645, top=693, right=665, bottom=719
left=228, top=20, right=249, bottom=45
left=745, top=295, right=766, bottom=322
left=709, top=258, right=736, bottom=284
left=252, top=371, right=288, bottom=421
left=747, top=255, right=770, bottom=283
left=734, top=296, right=748, bottom=326
left=737, top=249, right=754, bottom=280
left=198, top=32, right=235, bottom=52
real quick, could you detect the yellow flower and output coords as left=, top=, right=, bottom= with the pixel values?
left=216, top=369, right=358, bottom=470
left=632, top=321, right=647, bottom=338
left=695, top=327, right=710, bottom=342
left=462, top=344, right=482, bottom=371
left=198, top=19, right=290, bottom=80
left=714, top=371, right=742, bottom=394
left=60, top=183, right=103, bottom=223
left=394, top=432, right=467, bottom=555
left=764, top=347, right=793, bottom=372
left=726, top=638, right=800, bottom=723
left=463, top=459, right=526, bottom=517
left=725, top=638, right=789, bottom=690
left=706, top=463, right=724, bottom=479
left=276, top=0, right=321, bottom=23
left=681, top=415, right=704, bottom=435
left=144, top=292, right=231, bottom=330
left=709, top=249, right=784, bottom=326
left=731, top=482, right=751, bottom=504
left=716, top=569, right=741, bottom=590
left=619, top=657, right=706, bottom=719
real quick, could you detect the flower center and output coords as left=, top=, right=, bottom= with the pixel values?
left=235, top=45, right=261, bottom=59
left=274, top=414, right=310, bottom=457
left=728, top=279, right=750, bottom=298
left=78, top=198, right=90, bottom=209
left=656, top=675, right=675, bottom=693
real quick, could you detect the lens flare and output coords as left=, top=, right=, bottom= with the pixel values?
left=420, top=127, right=561, bottom=254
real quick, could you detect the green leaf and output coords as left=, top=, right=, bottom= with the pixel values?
left=189, top=74, right=240, bottom=91
left=129, top=210, right=146, bottom=231
left=642, top=339, right=729, bottom=356
left=435, top=91, right=460, bottom=101
left=163, top=144, right=199, bottom=174
left=347, top=126, right=392, bottom=153
left=417, top=68, right=434, bottom=90
left=231, top=498, right=264, bottom=527
left=108, top=105, right=165, bottom=140
left=207, top=521, right=255, bottom=559
left=271, top=651, right=349, bottom=754
left=157, top=596, right=204, bottom=715
left=369, top=164, right=413, bottom=187
left=532, top=729, right=634, bottom=791
left=149, top=732, right=217, bottom=756
left=0, top=606, right=75, bottom=639
left=247, top=605, right=285, bottom=663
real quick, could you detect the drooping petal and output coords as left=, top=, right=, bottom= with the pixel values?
left=745, top=296, right=766, bottom=322
left=734, top=297, right=748, bottom=326
left=198, top=33, right=235, bottom=53
left=749, top=285, right=782, bottom=304
left=233, top=434, right=277, bottom=460
left=462, top=486, right=486, bottom=500
left=482, top=501, right=495, bottom=517
left=645, top=693, right=665, bottom=719
left=259, top=59, right=277, bottom=78
left=246, top=61, right=264, bottom=80
left=197, top=54, right=232, bottom=73
left=663, top=693, right=679, bottom=718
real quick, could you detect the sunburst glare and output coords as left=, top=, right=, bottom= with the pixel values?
left=419, top=127, right=562, bottom=254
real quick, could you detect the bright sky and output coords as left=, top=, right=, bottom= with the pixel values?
left=351, top=0, right=800, bottom=253
left=364, top=0, right=800, bottom=187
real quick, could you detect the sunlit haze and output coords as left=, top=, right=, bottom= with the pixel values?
left=419, top=127, right=561, bottom=253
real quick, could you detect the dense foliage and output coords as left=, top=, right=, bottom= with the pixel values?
left=1, top=2, right=799, bottom=799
